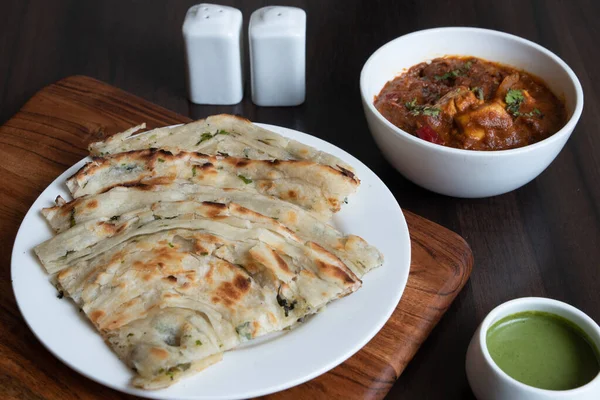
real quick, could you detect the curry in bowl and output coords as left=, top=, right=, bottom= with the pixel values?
left=374, top=56, right=567, bottom=150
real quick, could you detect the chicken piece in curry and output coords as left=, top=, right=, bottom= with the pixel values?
left=374, top=56, right=567, bottom=150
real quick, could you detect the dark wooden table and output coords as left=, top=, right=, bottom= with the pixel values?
left=1, top=1, right=598, bottom=399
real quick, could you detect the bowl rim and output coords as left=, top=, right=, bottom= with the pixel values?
left=478, top=297, right=600, bottom=395
left=360, top=26, right=584, bottom=156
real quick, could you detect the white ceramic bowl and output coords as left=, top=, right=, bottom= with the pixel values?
left=360, top=27, right=584, bottom=198
left=466, top=297, right=600, bottom=400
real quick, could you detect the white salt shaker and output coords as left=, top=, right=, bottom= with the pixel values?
left=249, top=6, right=306, bottom=107
left=182, top=4, right=243, bottom=105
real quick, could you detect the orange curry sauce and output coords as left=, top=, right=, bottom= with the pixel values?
left=374, top=56, right=567, bottom=150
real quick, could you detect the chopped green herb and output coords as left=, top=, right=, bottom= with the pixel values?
left=243, top=148, right=250, bottom=158
left=118, top=163, right=138, bottom=172
left=238, top=175, right=253, bottom=184
left=505, top=89, right=525, bottom=115
left=216, top=130, right=230, bottom=136
left=178, top=363, right=191, bottom=371
left=200, top=252, right=208, bottom=256
left=196, top=132, right=214, bottom=146
left=434, top=61, right=473, bottom=81
left=405, top=98, right=441, bottom=117
left=521, top=108, right=544, bottom=118
left=192, top=165, right=197, bottom=177
left=276, top=286, right=297, bottom=317
left=70, top=209, right=76, bottom=227
left=168, top=242, right=174, bottom=248
left=217, top=151, right=229, bottom=157
left=506, top=88, right=524, bottom=105
left=235, top=322, right=253, bottom=340
left=163, top=363, right=190, bottom=380
left=434, top=69, right=461, bottom=81
left=195, top=340, right=202, bottom=346
left=504, top=89, right=541, bottom=118
left=110, top=215, right=120, bottom=221
left=257, top=139, right=272, bottom=145
left=153, top=214, right=162, bottom=220
left=149, top=135, right=157, bottom=140
left=157, top=158, right=165, bottom=163
left=127, top=333, right=134, bottom=337
left=164, top=216, right=177, bottom=220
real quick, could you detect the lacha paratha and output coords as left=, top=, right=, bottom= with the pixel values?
left=41, top=183, right=382, bottom=277
left=42, top=202, right=361, bottom=388
left=88, top=114, right=355, bottom=175
left=32, top=115, right=385, bottom=390
left=66, top=149, right=359, bottom=220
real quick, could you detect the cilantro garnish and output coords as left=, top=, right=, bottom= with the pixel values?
left=505, top=89, right=542, bottom=118
left=405, top=98, right=441, bottom=117
left=520, top=108, right=544, bottom=118
left=434, top=61, right=473, bottom=81
left=505, top=89, right=525, bottom=111
left=435, top=70, right=461, bottom=81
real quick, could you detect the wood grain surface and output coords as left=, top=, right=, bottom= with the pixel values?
left=0, top=76, right=472, bottom=399
left=1, top=1, right=598, bottom=399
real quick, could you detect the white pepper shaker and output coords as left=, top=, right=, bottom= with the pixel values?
left=249, top=6, right=306, bottom=107
left=182, top=4, right=243, bottom=105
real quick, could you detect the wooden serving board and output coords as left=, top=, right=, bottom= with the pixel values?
left=0, top=76, right=473, bottom=400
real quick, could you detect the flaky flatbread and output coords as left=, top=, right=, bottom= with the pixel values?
left=66, top=149, right=359, bottom=220
left=32, top=115, right=385, bottom=390
left=88, top=114, right=355, bottom=175
left=41, top=183, right=382, bottom=277
left=38, top=201, right=361, bottom=388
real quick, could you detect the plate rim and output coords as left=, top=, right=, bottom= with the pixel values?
left=11, top=122, right=411, bottom=399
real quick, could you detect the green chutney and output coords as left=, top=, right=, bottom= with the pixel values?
left=486, top=311, right=600, bottom=390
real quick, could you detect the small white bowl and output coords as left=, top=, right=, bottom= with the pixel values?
left=465, top=297, right=600, bottom=400
left=360, top=27, right=584, bottom=198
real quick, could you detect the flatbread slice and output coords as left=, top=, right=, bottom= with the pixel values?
left=41, top=183, right=383, bottom=277
left=66, top=149, right=359, bottom=220
left=43, top=203, right=361, bottom=388
left=88, top=114, right=355, bottom=175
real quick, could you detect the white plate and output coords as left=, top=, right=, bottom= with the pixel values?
left=11, top=123, right=411, bottom=400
